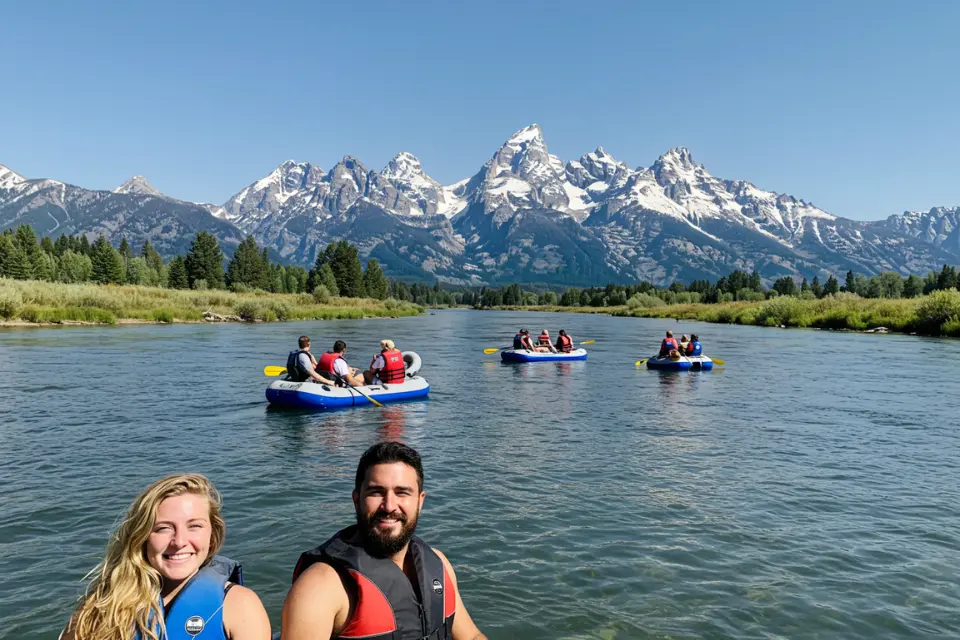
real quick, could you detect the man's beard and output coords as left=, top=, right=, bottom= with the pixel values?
left=357, top=507, right=419, bottom=557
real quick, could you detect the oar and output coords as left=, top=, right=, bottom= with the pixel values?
left=710, top=357, right=725, bottom=366
left=334, top=372, right=383, bottom=407
left=580, top=340, right=595, bottom=345
left=263, top=365, right=384, bottom=407
left=635, top=359, right=648, bottom=366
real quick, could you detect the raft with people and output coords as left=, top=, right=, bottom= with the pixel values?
left=645, top=355, right=714, bottom=371
left=491, top=328, right=591, bottom=362
left=266, top=337, right=429, bottom=410
left=639, top=331, right=722, bottom=371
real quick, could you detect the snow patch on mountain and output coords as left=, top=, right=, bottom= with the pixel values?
left=113, top=175, right=163, bottom=197
left=0, top=165, right=27, bottom=190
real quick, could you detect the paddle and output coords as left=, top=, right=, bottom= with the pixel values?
left=484, top=339, right=594, bottom=354
left=635, top=359, right=648, bottom=366
left=263, top=365, right=384, bottom=407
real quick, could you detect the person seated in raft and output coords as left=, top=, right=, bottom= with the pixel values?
left=536, top=329, right=558, bottom=353
left=316, top=340, right=366, bottom=387
left=658, top=330, right=680, bottom=358
left=287, top=335, right=331, bottom=383
left=685, top=333, right=703, bottom=357
left=60, top=473, right=271, bottom=640
left=513, top=328, right=537, bottom=351
left=555, top=329, right=574, bottom=353
left=364, top=339, right=406, bottom=385
left=679, top=335, right=690, bottom=356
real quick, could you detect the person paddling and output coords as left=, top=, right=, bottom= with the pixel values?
left=60, top=474, right=270, bottom=640
left=317, top=340, right=366, bottom=387
left=364, top=339, right=406, bottom=385
left=555, top=329, right=573, bottom=353
left=287, top=335, right=330, bottom=383
left=281, top=442, right=487, bottom=640
left=513, top=328, right=536, bottom=351
left=658, top=330, right=680, bottom=358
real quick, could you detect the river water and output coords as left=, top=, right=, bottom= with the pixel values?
left=1, top=310, right=958, bottom=639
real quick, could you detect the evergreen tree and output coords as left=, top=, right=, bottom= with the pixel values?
left=14, top=224, right=46, bottom=279
left=54, top=234, right=71, bottom=256
left=811, top=275, right=823, bottom=298
left=79, top=235, right=92, bottom=256
left=318, top=263, right=339, bottom=296
left=748, top=270, right=763, bottom=292
left=772, top=276, right=798, bottom=296
left=903, top=274, right=924, bottom=298
left=226, top=236, right=268, bottom=290
left=362, top=258, right=389, bottom=300
left=327, top=241, right=365, bottom=297
left=141, top=238, right=165, bottom=274
left=824, top=275, right=840, bottom=296
left=40, top=236, right=55, bottom=255
left=800, top=277, right=810, bottom=293
left=167, top=256, right=189, bottom=289
left=184, top=232, right=224, bottom=289
left=937, top=264, right=958, bottom=291
left=844, top=270, right=856, bottom=293
left=91, top=235, right=125, bottom=284
left=118, top=236, right=132, bottom=260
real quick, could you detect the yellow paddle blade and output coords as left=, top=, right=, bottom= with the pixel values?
left=711, top=358, right=725, bottom=366
left=635, top=359, right=647, bottom=366
left=579, top=340, right=595, bottom=345
left=483, top=348, right=501, bottom=354
left=264, top=366, right=287, bottom=376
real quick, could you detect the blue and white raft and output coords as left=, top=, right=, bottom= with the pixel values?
left=266, top=352, right=429, bottom=410
left=500, top=348, right=588, bottom=363
left=646, top=355, right=714, bottom=371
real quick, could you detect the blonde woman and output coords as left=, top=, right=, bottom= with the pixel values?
left=61, top=473, right=270, bottom=640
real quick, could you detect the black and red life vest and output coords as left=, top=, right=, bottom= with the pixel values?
left=318, top=351, right=346, bottom=375
left=557, top=334, right=573, bottom=352
left=292, top=526, right=456, bottom=640
left=378, top=349, right=406, bottom=384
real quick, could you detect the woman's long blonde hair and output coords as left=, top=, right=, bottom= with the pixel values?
left=66, top=473, right=226, bottom=640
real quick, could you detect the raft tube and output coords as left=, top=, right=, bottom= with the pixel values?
left=266, top=376, right=429, bottom=410
left=266, top=351, right=429, bottom=409
left=500, top=348, right=588, bottom=363
left=646, top=355, right=713, bottom=371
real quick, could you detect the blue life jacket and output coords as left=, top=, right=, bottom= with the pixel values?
left=286, top=349, right=312, bottom=382
left=689, top=340, right=702, bottom=356
left=136, top=556, right=241, bottom=640
left=513, top=334, right=524, bottom=349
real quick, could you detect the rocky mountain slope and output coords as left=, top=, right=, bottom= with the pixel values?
left=2, top=125, right=957, bottom=286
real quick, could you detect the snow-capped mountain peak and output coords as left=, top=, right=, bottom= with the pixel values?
left=0, top=165, right=27, bottom=190
left=113, top=175, right=162, bottom=196
left=381, top=152, right=426, bottom=180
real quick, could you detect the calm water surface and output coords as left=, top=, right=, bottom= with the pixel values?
left=1, top=310, right=958, bottom=639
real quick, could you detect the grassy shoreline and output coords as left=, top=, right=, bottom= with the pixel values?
left=482, top=290, right=960, bottom=338
left=0, top=279, right=423, bottom=326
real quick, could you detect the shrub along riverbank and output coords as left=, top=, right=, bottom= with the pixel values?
left=488, top=290, right=960, bottom=338
left=615, top=290, right=960, bottom=337
left=0, top=279, right=423, bottom=325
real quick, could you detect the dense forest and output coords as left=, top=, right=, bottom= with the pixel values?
left=1, top=223, right=957, bottom=310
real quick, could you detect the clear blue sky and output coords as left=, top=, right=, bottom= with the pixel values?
left=2, top=0, right=957, bottom=220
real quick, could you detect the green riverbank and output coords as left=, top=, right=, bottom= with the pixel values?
left=486, top=290, right=960, bottom=337
left=0, top=279, right=423, bottom=325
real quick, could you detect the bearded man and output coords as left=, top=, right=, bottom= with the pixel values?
left=282, top=442, right=487, bottom=640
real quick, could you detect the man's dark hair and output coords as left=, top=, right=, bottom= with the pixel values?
left=691, top=333, right=699, bottom=341
left=299, top=335, right=310, bottom=349
left=355, top=442, right=424, bottom=493
left=333, top=340, right=346, bottom=353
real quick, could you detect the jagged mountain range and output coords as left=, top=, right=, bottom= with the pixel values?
left=1, top=125, right=958, bottom=286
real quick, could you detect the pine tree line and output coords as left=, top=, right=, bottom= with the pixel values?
left=0, top=225, right=393, bottom=299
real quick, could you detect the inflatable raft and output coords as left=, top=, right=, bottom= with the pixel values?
left=500, top=348, right=588, bottom=363
left=646, top=355, right=714, bottom=371
left=266, top=352, right=429, bottom=410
